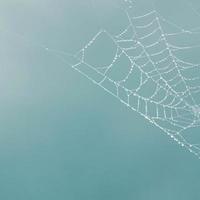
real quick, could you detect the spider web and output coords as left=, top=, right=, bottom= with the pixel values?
left=2, top=0, right=200, bottom=159
left=57, top=1, right=200, bottom=158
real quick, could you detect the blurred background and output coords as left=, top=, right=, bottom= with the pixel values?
left=0, top=0, right=200, bottom=199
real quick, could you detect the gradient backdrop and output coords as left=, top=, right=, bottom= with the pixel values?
left=0, top=0, right=200, bottom=199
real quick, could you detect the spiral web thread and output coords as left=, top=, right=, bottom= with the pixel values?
left=62, top=3, right=200, bottom=159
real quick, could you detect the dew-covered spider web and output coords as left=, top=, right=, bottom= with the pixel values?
left=58, top=0, right=200, bottom=159
left=2, top=0, right=200, bottom=159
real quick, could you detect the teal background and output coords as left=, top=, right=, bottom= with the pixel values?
left=0, top=0, right=200, bottom=199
